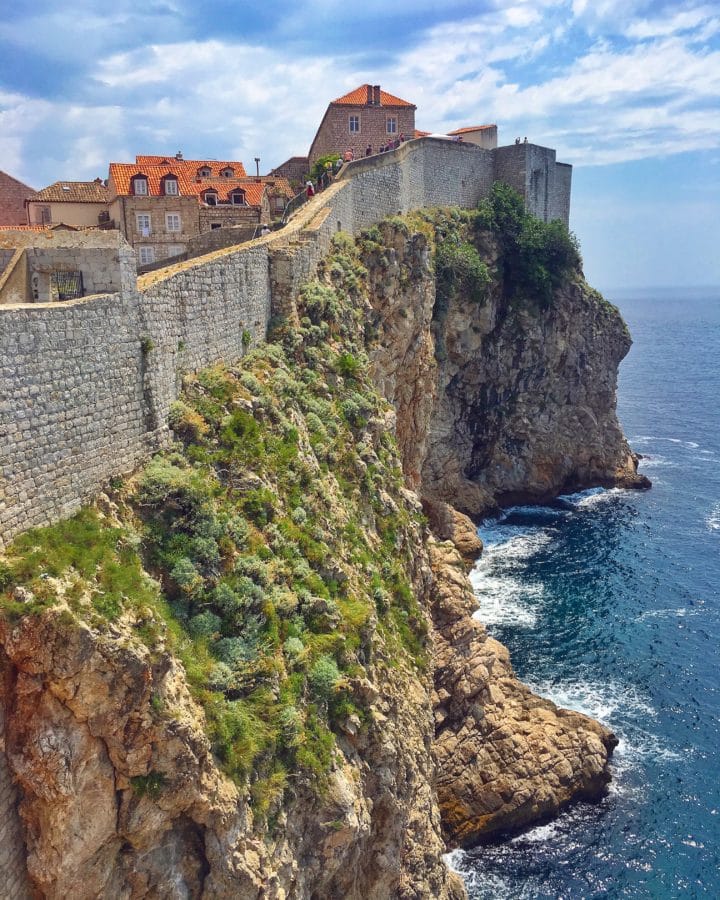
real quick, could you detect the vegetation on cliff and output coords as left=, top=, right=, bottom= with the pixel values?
left=0, top=230, right=431, bottom=818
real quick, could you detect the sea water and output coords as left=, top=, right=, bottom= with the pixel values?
left=451, top=287, right=720, bottom=898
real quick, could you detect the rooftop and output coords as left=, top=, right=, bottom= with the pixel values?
left=32, top=181, right=108, bottom=203
left=332, top=84, right=415, bottom=108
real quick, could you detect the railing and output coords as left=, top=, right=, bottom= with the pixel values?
left=281, top=189, right=310, bottom=225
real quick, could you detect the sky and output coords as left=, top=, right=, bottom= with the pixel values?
left=1, top=0, right=718, bottom=289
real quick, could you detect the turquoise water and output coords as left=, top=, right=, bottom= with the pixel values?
left=452, top=287, right=720, bottom=898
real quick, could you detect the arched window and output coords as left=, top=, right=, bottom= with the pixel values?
left=197, top=166, right=212, bottom=178
left=204, top=191, right=219, bottom=206
left=220, top=166, right=235, bottom=178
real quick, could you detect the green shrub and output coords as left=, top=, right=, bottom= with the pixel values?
left=168, top=401, right=208, bottom=442
left=308, top=655, right=340, bottom=703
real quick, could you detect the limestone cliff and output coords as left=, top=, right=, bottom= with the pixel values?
left=363, top=209, right=648, bottom=516
left=0, top=205, right=640, bottom=897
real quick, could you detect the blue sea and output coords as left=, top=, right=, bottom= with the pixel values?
left=451, top=287, right=720, bottom=898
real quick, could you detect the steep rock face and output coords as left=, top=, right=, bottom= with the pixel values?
left=364, top=220, right=647, bottom=517
left=0, top=604, right=464, bottom=899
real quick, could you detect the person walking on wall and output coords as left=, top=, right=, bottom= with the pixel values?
left=306, top=180, right=315, bottom=198
left=365, top=143, right=372, bottom=156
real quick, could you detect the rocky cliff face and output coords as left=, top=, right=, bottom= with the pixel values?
left=0, top=209, right=640, bottom=897
left=364, top=214, right=648, bottom=517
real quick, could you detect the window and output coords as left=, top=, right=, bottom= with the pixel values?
left=138, top=246, right=155, bottom=265
left=40, top=206, right=51, bottom=224
left=166, top=245, right=184, bottom=258
left=163, top=177, right=179, bottom=196
left=166, top=213, right=181, bottom=232
left=204, top=191, right=218, bottom=206
left=210, top=223, right=222, bottom=230
left=132, top=177, right=148, bottom=196
left=197, top=166, right=212, bottom=178
left=220, top=166, right=235, bottom=178
left=386, top=116, right=397, bottom=134
left=349, top=115, right=360, bottom=134
left=136, top=213, right=151, bottom=236
left=230, top=191, right=246, bottom=206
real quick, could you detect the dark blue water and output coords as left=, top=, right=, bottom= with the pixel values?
left=452, top=287, right=720, bottom=898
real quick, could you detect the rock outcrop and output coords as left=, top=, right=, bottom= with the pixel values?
left=0, top=604, right=465, bottom=899
left=364, top=218, right=649, bottom=517
left=428, top=539, right=617, bottom=846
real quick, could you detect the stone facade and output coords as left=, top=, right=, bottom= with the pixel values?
left=308, top=84, right=416, bottom=164
left=109, top=194, right=200, bottom=265
left=0, top=230, right=137, bottom=305
left=0, top=172, right=35, bottom=227
left=494, top=142, right=572, bottom=224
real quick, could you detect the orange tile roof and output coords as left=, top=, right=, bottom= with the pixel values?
left=187, top=178, right=267, bottom=206
left=109, top=163, right=199, bottom=197
left=446, top=125, right=496, bottom=135
left=332, top=84, right=415, bottom=108
left=32, top=181, right=108, bottom=203
left=136, top=156, right=248, bottom=177
left=414, top=129, right=431, bottom=138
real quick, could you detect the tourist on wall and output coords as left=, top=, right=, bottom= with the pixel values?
left=365, top=144, right=372, bottom=156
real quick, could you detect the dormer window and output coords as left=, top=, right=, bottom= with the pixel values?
left=220, top=166, right=235, bottom=178
left=197, top=166, right=212, bottom=178
left=131, top=175, right=148, bottom=196
left=230, top=190, right=246, bottom=205
left=162, top=176, right=179, bottom=196
left=204, top=191, right=218, bottom=206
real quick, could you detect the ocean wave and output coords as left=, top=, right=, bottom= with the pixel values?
left=523, top=676, right=656, bottom=725
left=476, top=528, right=554, bottom=558
left=638, top=605, right=704, bottom=621
left=634, top=454, right=677, bottom=469
left=470, top=575, right=543, bottom=628
left=706, top=504, right=720, bottom=532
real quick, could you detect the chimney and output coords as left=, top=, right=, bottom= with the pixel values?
left=366, top=85, right=373, bottom=105
left=373, top=85, right=381, bottom=106
left=175, top=150, right=183, bottom=160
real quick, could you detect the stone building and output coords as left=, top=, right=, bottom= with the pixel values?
left=26, top=179, right=109, bottom=228
left=308, top=84, right=416, bottom=164
left=0, top=227, right=135, bottom=305
left=107, top=155, right=292, bottom=266
left=0, top=170, right=35, bottom=226
left=446, top=125, right=498, bottom=149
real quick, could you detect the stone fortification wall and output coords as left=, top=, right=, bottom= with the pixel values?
left=494, top=143, right=572, bottom=225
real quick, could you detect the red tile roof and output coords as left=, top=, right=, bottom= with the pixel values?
left=414, top=129, right=431, bottom=138
left=332, top=84, right=415, bottom=108
left=446, top=125, right=496, bottom=135
left=188, top=179, right=267, bottom=206
left=136, top=156, right=248, bottom=177
left=0, top=224, right=48, bottom=231
left=108, top=163, right=199, bottom=197
left=32, top=181, right=108, bottom=203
